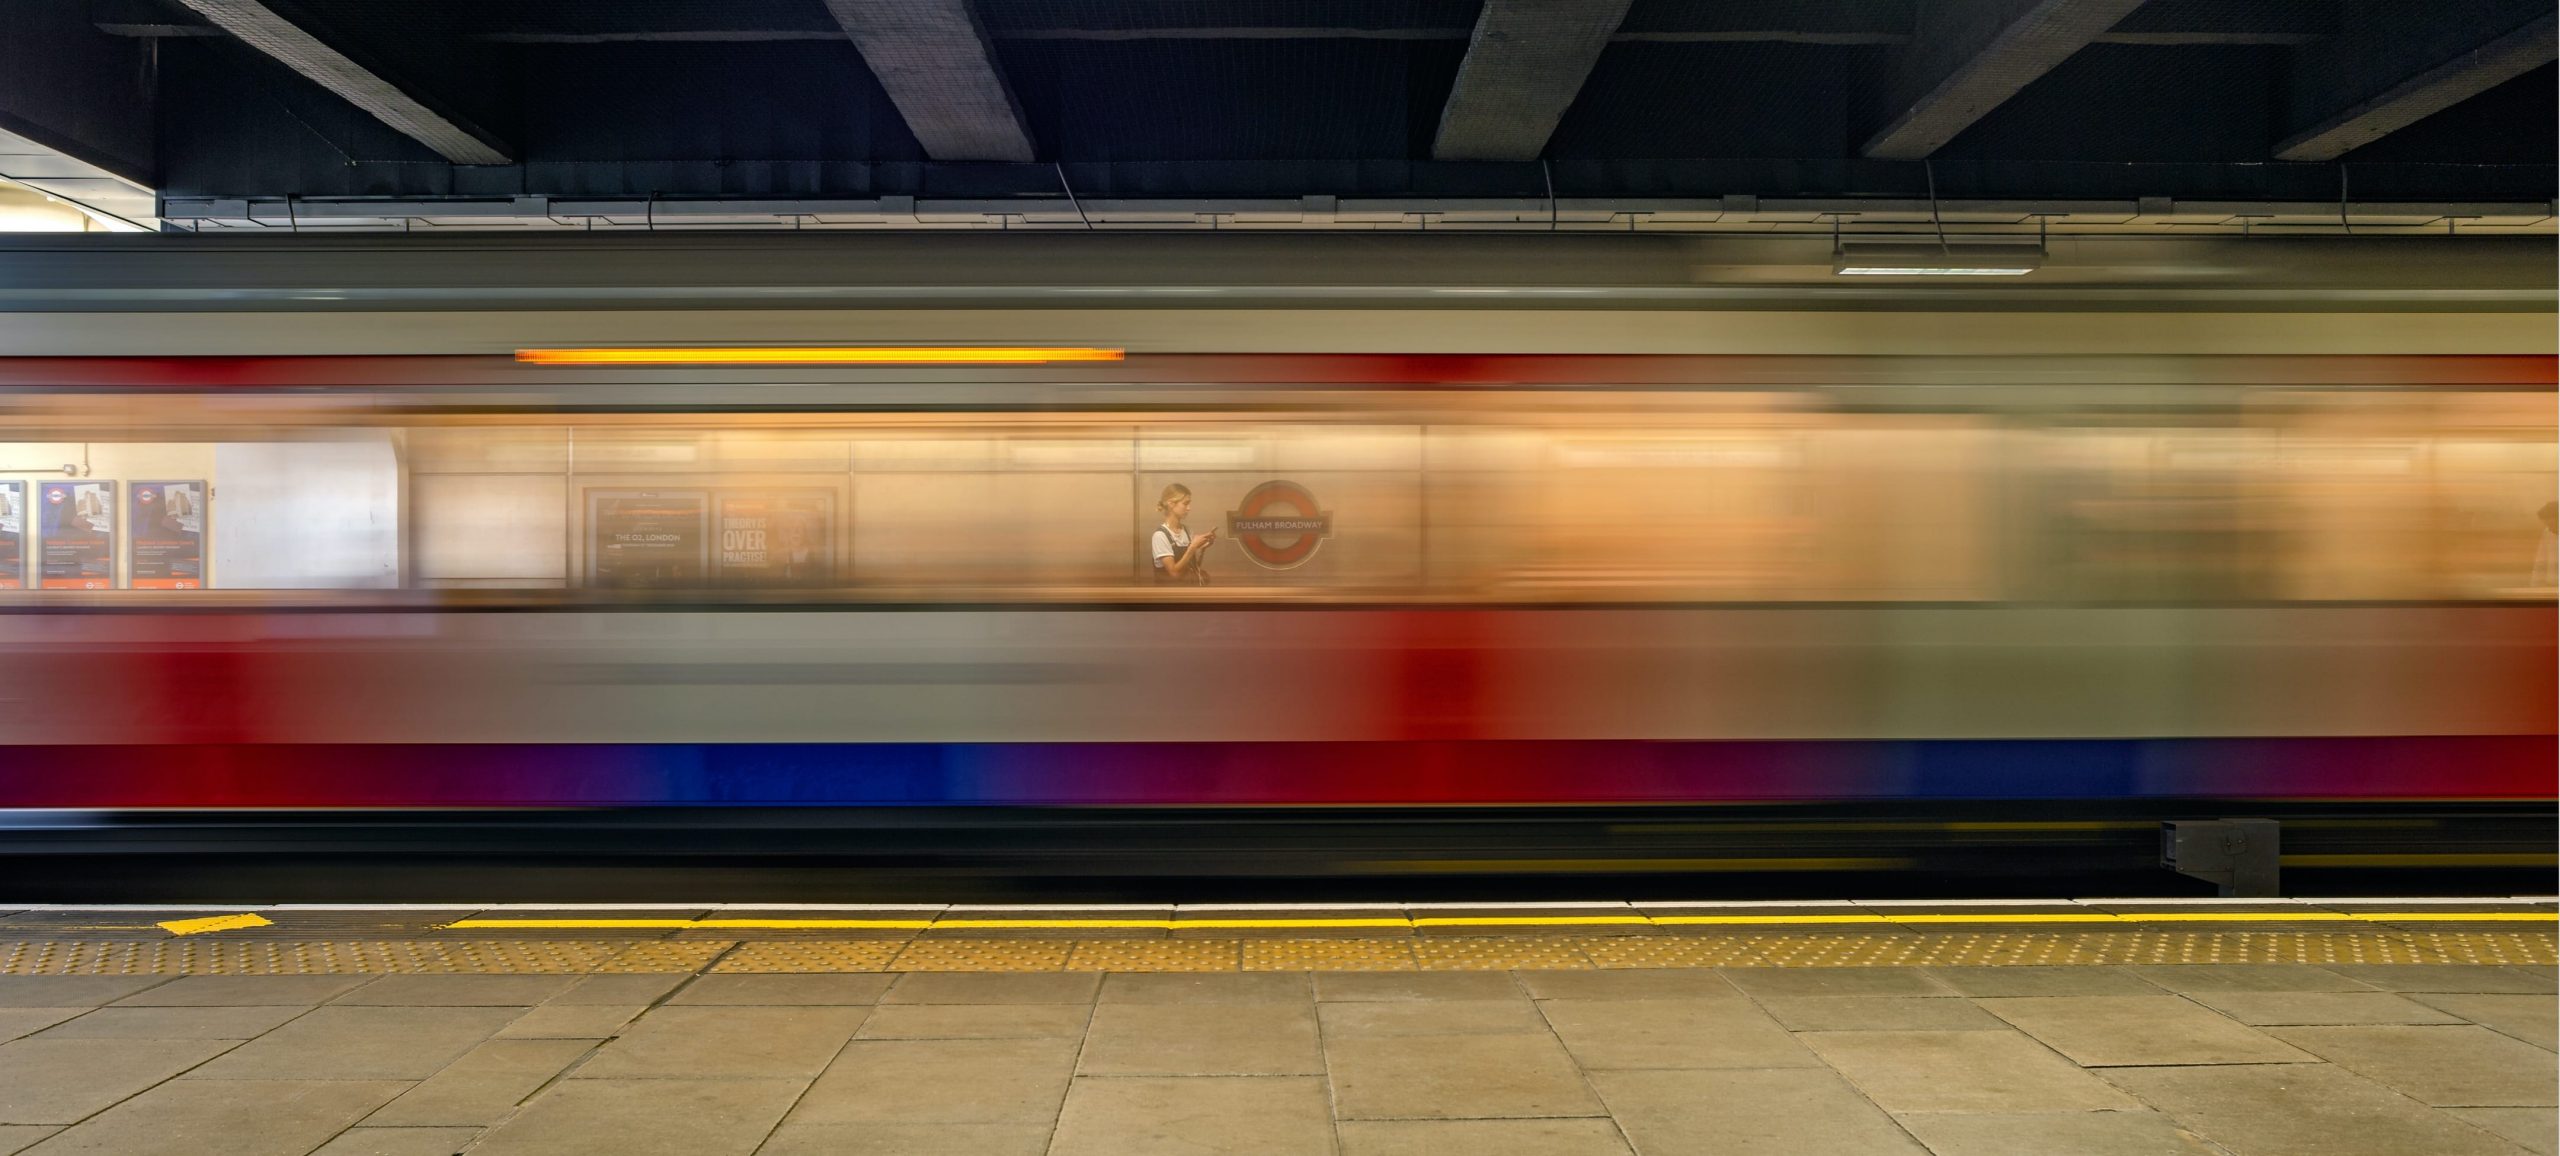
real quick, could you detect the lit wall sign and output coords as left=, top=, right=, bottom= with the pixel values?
left=1226, top=480, right=1334, bottom=570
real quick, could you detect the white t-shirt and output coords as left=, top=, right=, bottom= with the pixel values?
left=1151, top=525, right=1189, bottom=573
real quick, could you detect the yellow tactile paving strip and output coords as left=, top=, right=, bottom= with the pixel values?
left=0, top=930, right=2548, bottom=974
left=438, top=910, right=2560, bottom=934
left=710, top=940, right=898, bottom=973
left=0, top=939, right=631, bottom=976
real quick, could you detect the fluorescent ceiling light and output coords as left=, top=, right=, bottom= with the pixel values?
left=1833, top=243, right=2043, bottom=276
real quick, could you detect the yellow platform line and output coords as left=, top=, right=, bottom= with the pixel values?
left=1887, top=913, right=2131, bottom=924
left=445, top=918, right=699, bottom=929
left=159, top=913, right=274, bottom=936
left=2345, top=912, right=2558, bottom=922
left=1162, top=918, right=1413, bottom=930
left=933, top=919, right=1177, bottom=930
left=699, top=919, right=937, bottom=930
left=1652, top=914, right=1890, bottom=926
left=1409, top=916, right=1656, bottom=928
left=437, top=910, right=2558, bottom=933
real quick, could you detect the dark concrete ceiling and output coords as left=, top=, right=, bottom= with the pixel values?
left=4, top=0, right=2551, bottom=213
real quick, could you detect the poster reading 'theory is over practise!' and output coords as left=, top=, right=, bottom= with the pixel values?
left=716, top=491, right=833, bottom=586
left=39, top=480, right=115, bottom=589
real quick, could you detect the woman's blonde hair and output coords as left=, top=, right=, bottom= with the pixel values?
left=1156, top=483, right=1192, bottom=513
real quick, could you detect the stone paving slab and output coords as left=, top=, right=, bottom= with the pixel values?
left=1319, top=998, right=1549, bottom=1037
left=1050, top=1076, right=1334, bottom=1156
left=1326, top=1031, right=1605, bottom=1119
left=468, top=1077, right=805, bottom=1156
left=1315, top=971, right=1522, bottom=1002
left=1798, top=1029, right=2143, bottom=1112
left=548, top=974, right=686, bottom=1004
left=1336, top=1118, right=1635, bottom=1156
left=1976, top=995, right=2315, bottom=1066
left=309, top=1128, right=485, bottom=1156
left=21, top=1078, right=407, bottom=1156
left=362, top=1037, right=596, bottom=1127
left=109, top=976, right=372, bottom=1006
left=2445, top=1108, right=2560, bottom=1156
left=1594, top=1068, right=1924, bottom=1156
left=1099, top=971, right=1310, bottom=1004
left=1540, top=997, right=1819, bottom=1070
left=493, top=1002, right=645, bottom=1039
left=2332, top=965, right=2558, bottom=994
left=1757, top=994, right=2011, bottom=1031
left=1891, top=1110, right=2226, bottom=1156
left=186, top=1005, right=520, bottom=1081
left=0, top=1039, right=236, bottom=1125
left=758, top=1122, right=1053, bottom=1156
left=2187, top=989, right=2469, bottom=1026
left=1077, top=1002, right=1317, bottom=1074
left=2411, top=994, right=2560, bottom=1050
left=332, top=974, right=580, bottom=1006
left=1925, top=965, right=2168, bottom=997
left=0, top=1010, right=83, bottom=1043
left=0, top=978, right=165, bottom=1007
left=2102, top=1063, right=2537, bottom=1156
left=791, top=1038, right=1078, bottom=1124
left=30, top=1004, right=307, bottom=1040
left=860, top=1002, right=1091, bottom=1041
left=575, top=1005, right=865, bottom=1079
left=2268, top=1025, right=2560, bottom=1107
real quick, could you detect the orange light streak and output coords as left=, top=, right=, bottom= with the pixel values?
left=515, top=346, right=1125, bottom=366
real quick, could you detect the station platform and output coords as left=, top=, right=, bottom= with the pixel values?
left=0, top=899, right=2550, bottom=1155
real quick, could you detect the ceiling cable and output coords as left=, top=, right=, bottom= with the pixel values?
left=1055, top=163, right=1093, bottom=230
left=1924, top=160, right=1947, bottom=254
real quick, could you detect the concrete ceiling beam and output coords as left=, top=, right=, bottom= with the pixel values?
left=1432, top=0, right=1636, bottom=161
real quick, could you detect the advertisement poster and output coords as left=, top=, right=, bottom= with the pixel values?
left=0, top=481, right=21, bottom=589
left=38, top=480, right=115, bottom=589
left=587, top=490, right=707, bottom=588
left=715, top=491, right=834, bottom=587
left=128, top=480, right=208, bottom=589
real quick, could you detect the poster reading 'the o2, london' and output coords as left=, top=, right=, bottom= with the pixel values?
left=587, top=490, right=708, bottom=588
left=129, top=480, right=208, bottom=589
left=0, top=481, right=22, bottom=589
left=39, top=480, right=115, bottom=589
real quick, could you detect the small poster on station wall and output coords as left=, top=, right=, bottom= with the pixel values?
left=129, top=480, right=208, bottom=589
left=38, top=480, right=115, bottom=589
left=0, top=481, right=22, bottom=589
left=715, top=491, right=834, bottom=587
left=587, top=490, right=708, bottom=588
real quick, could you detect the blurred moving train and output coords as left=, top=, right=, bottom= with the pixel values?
left=0, top=232, right=2548, bottom=896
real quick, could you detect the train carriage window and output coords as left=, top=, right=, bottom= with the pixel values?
left=7, top=378, right=2544, bottom=608
left=2425, top=393, right=2559, bottom=599
left=2028, top=427, right=2280, bottom=603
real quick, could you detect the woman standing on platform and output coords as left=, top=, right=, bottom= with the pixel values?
left=1150, top=483, right=1217, bottom=586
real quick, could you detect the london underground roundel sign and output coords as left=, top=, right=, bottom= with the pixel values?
left=1225, top=480, right=1334, bottom=569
